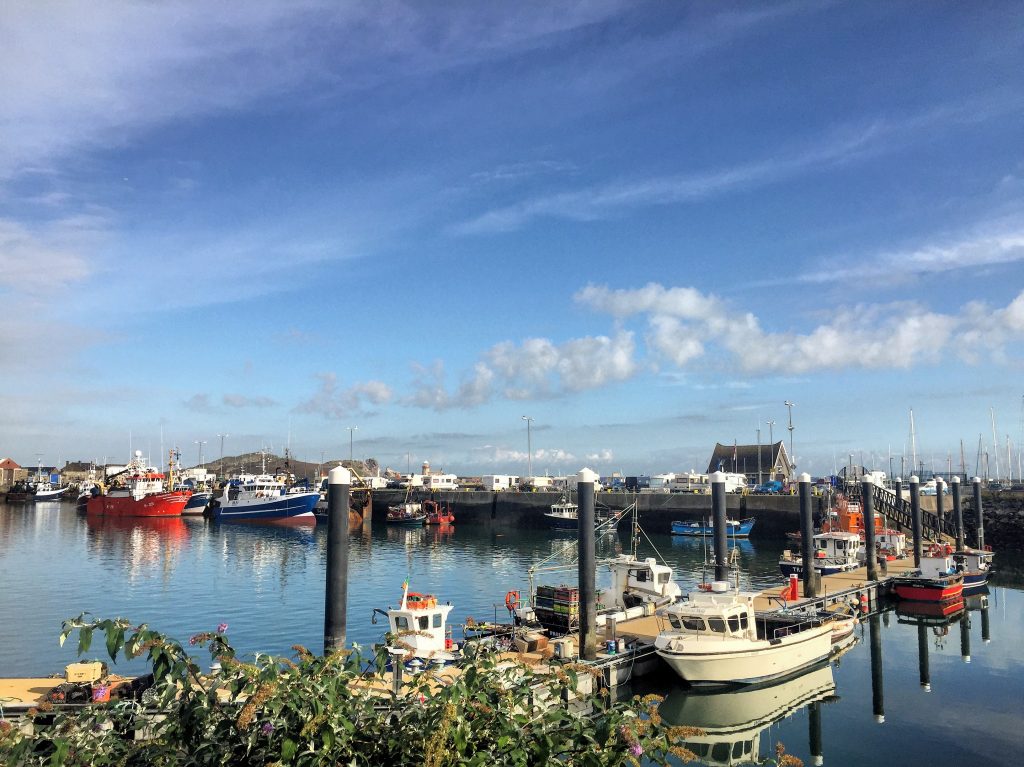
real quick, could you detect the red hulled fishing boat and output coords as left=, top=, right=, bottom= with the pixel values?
left=85, top=451, right=189, bottom=518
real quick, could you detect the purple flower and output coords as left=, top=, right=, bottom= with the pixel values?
left=217, top=623, right=229, bottom=634
left=629, top=743, right=643, bottom=758
left=261, top=722, right=274, bottom=735
left=189, top=635, right=199, bottom=646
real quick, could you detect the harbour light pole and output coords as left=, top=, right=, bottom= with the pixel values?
left=347, top=426, right=358, bottom=462
left=784, top=400, right=796, bottom=477
left=522, top=416, right=534, bottom=478
left=217, top=434, right=228, bottom=482
left=766, top=420, right=776, bottom=479
left=757, top=424, right=762, bottom=485
left=194, top=440, right=207, bottom=469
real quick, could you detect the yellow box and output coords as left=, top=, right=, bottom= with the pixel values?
left=65, top=661, right=107, bottom=683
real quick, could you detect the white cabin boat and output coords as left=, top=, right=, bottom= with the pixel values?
left=379, top=583, right=456, bottom=664
left=654, top=582, right=835, bottom=686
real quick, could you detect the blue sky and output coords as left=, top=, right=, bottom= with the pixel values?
left=2, top=1, right=1023, bottom=479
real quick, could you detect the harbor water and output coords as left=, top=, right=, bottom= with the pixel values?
left=2, top=499, right=1023, bottom=765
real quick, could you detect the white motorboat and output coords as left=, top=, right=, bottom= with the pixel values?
left=654, top=582, right=835, bottom=686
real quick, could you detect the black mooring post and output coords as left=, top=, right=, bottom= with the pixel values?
left=799, top=473, right=816, bottom=597
left=862, top=480, right=878, bottom=582
left=936, top=479, right=946, bottom=538
left=951, top=476, right=965, bottom=551
left=711, top=471, right=728, bottom=583
left=960, top=611, right=972, bottom=664
left=917, top=623, right=931, bottom=692
left=981, top=596, right=991, bottom=643
left=324, top=465, right=350, bottom=653
left=869, top=612, right=885, bottom=724
left=894, top=477, right=903, bottom=513
left=577, top=469, right=598, bottom=661
left=910, top=476, right=922, bottom=567
left=809, top=699, right=823, bottom=767
left=972, top=477, right=985, bottom=550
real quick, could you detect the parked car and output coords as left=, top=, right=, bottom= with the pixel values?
left=754, top=480, right=783, bottom=494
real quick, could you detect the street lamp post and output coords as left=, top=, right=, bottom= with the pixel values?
left=784, top=401, right=796, bottom=477
left=217, top=434, right=228, bottom=482
left=766, top=420, right=776, bottom=479
left=522, top=416, right=534, bottom=478
left=347, top=427, right=358, bottom=462
left=194, top=440, right=207, bottom=469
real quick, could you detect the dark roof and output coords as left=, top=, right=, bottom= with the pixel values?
left=707, top=442, right=791, bottom=475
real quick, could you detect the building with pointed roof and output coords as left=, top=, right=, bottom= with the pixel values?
left=706, top=441, right=793, bottom=485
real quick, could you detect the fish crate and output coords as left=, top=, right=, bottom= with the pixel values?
left=554, top=587, right=579, bottom=603
left=536, top=585, right=557, bottom=599
left=534, top=595, right=555, bottom=609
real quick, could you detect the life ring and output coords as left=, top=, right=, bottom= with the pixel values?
left=505, top=590, right=520, bottom=611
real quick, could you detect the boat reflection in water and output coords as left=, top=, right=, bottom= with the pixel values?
left=85, top=515, right=191, bottom=581
left=658, top=659, right=839, bottom=766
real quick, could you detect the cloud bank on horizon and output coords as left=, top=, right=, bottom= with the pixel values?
left=2, top=1, right=1023, bottom=474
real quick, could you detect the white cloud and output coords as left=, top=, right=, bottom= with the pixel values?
left=409, top=332, right=638, bottom=411
left=295, top=373, right=392, bottom=419
left=804, top=221, right=1024, bottom=284
left=580, top=282, right=1024, bottom=376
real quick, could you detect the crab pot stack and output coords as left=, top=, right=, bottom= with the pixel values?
left=532, top=585, right=579, bottom=633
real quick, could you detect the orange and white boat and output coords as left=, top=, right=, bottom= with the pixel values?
left=85, top=451, right=189, bottom=518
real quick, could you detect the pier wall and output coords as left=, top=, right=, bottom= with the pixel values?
left=372, top=489, right=807, bottom=538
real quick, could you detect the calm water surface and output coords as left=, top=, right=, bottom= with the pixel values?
left=2, top=500, right=1023, bottom=765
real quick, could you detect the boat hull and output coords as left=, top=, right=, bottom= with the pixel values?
left=779, top=560, right=857, bottom=577
left=671, top=518, right=755, bottom=538
left=212, top=491, right=319, bottom=523
left=893, top=575, right=964, bottom=603
left=85, top=492, right=189, bottom=518
left=33, top=488, right=68, bottom=501
left=656, top=624, right=834, bottom=686
left=181, top=492, right=212, bottom=515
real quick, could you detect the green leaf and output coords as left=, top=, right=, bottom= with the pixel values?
left=282, top=737, right=297, bottom=762
left=105, top=625, right=125, bottom=663
left=78, top=626, right=94, bottom=656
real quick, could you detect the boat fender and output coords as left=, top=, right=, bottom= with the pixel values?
left=505, top=590, right=520, bottom=611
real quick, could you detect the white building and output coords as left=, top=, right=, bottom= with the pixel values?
left=481, top=474, right=519, bottom=491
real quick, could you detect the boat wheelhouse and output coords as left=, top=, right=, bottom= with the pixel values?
left=376, top=583, right=457, bottom=664
left=779, top=531, right=862, bottom=577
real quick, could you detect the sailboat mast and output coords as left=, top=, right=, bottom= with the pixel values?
left=909, top=409, right=917, bottom=476
left=991, top=408, right=1001, bottom=481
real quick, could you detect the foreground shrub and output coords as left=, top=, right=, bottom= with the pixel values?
left=0, top=616, right=709, bottom=766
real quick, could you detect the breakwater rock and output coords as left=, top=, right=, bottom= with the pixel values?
left=965, top=491, right=1024, bottom=552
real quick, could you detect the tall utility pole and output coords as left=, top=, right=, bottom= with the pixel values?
left=784, top=401, right=796, bottom=477
left=522, top=416, right=534, bottom=478
left=217, top=433, right=229, bottom=481
left=194, top=440, right=207, bottom=469
left=347, top=427, right=358, bottom=462
left=766, top=420, right=776, bottom=479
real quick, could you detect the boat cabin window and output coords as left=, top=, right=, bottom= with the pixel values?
left=417, top=616, right=429, bottom=631
left=667, top=615, right=682, bottom=630
left=394, top=616, right=409, bottom=630
left=631, top=569, right=649, bottom=582
left=657, top=573, right=669, bottom=584
left=707, top=617, right=727, bottom=633
left=680, top=617, right=705, bottom=631
left=727, top=615, right=741, bottom=632
left=432, top=613, right=442, bottom=629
